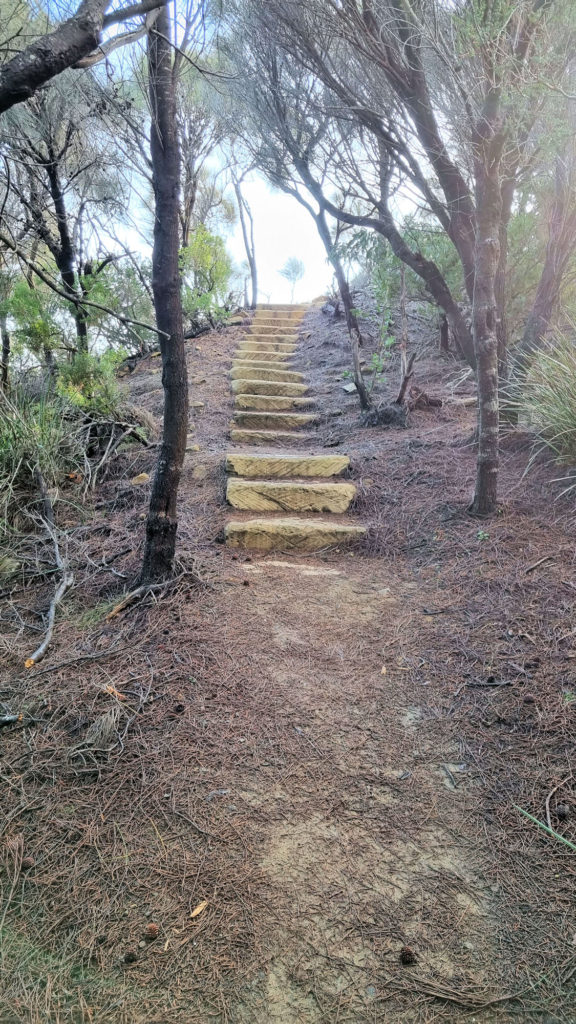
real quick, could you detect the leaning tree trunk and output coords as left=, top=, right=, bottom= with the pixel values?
left=140, top=5, right=189, bottom=583
left=516, top=158, right=576, bottom=376
left=470, top=149, right=502, bottom=516
left=314, top=209, right=371, bottom=411
left=234, top=180, right=258, bottom=309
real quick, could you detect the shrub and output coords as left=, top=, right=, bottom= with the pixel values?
left=0, top=391, right=82, bottom=535
left=520, top=333, right=576, bottom=467
left=56, top=350, right=126, bottom=419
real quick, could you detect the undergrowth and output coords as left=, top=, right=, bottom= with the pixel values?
left=521, top=334, right=576, bottom=484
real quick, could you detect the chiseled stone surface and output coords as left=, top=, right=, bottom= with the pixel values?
left=231, top=366, right=304, bottom=383
left=232, top=410, right=316, bottom=430
left=234, top=394, right=313, bottom=411
left=232, top=379, right=308, bottom=396
left=232, top=358, right=295, bottom=372
left=227, top=479, right=356, bottom=513
left=236, top=348, right=294, bottom=361
left=225, top=517, right=365, bottom=551
left=230, top=429, right=314, bottom=445
left=225, top=453, right=350, bottom=478
left=248, top=327, right=299, bottom=338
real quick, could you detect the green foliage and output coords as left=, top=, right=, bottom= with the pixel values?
left=520, top=334, right=576, bottom=473
left=180, top=226, right=233, bottom=317
left=56, top=350, right=126, bottom=419
left=8, top=278, right=71, bottom=362
left=0, top=390, right=82, bottom=535
left=81, top=261, right=155, bottom=353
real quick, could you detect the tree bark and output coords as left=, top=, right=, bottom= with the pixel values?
left=0, top=0, right=108, bottom=114
left=470, top=139, right=502, bottom=516
left=0, top=0, right=164, bottom=114
left=140, top=4, right=189, bottom=583
left=45, top=156, right=88, bottom=352
left=0, top=313, right=10, bottom=389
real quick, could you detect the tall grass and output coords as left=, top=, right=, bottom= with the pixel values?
left=0, top=390, right=82, bottom=536
left=520, top=334, right=576, bottom=475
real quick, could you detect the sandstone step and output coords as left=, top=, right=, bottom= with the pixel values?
left=232, top=358, right=295, bottom=372
left=227, top=479, right=356, bottom=513
left=230, top=429, right=314, bottom=445
left=233, top=411, right=316, bottom=430
left=235, top=394, right=314, bottom=411
left=225, top=517, right=366, bottom=552
left=232, top=379, right=308, bottom=397
left=237, top=348, right=295, bottom=360
left=225, top=453, right=350, bottom=478
left=255, top=303, right=308, bottom=310
left=253, top=315, right=304, bottom=323
left=231, top=366, right=304, bottom=383
left=248, top=327, right=299, bottom=337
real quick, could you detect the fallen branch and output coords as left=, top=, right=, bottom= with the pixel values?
left=24, top=471, right=74, bottom=668
left=545, top=774, right=573, bottom=831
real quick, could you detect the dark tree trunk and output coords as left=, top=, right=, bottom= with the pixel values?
left=314, top=208, right=371, bottom=411
left=439, top=314, right=449, bottom=353
left=470, top=139, right=502, bottom=516
left=45, top=157, right=88, bottom=352
left=0, top=313, right=10, bottom=389
left=140, top=5, right=189, bottom=583
left=0, top=0, right=107, bottom=114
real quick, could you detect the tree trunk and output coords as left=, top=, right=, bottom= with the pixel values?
left=0, top=313, right=10, bottom=389
left=516, top=158, right=576, bottom=374
left=470, top=160, right=502, bottom=516
left=45, top=157, right=88, bottom=352
left=0, top=0, right=108, bottom=114
left=140, top=5, right=189, bottom=583
left=233, top=179, right=258, bottom=309
left=494, top=176, right=515, bottom=382
left=314, top=209, right=371, bottom=411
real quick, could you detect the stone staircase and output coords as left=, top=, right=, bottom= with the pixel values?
left=223, top=304, right=366, bottom=551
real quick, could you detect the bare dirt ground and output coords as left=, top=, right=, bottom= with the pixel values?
left=1, top=306, right=576, bottom=1023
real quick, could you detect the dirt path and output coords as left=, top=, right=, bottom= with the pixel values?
left=2, top=306, right=576, bottom=1023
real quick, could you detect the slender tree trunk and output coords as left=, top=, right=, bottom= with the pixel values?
left=45, top=158, right=88, bottom=352
left=471, top=160, right=502, bottom=516
left=495, top=177, right=514, bottom=382
left=140, top=5, right=189, bottom=583
left=0, top=312, right=10, bottom=389
left=233, top=179, right=258, bottom=309
left=314, top=208, right=371, bottom=411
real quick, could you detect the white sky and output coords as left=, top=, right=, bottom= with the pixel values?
left=226, top=176, right=334, bottom=304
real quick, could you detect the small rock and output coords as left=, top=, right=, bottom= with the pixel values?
left=138, top=940, right=146, bottom=949
left=192, top=401, right=205, bottom=410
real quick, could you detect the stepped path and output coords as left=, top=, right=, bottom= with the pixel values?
left=224, top=304, right=366, bottom=551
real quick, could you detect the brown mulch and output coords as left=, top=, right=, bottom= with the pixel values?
left=1, top=307, right=575, bottom=1022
